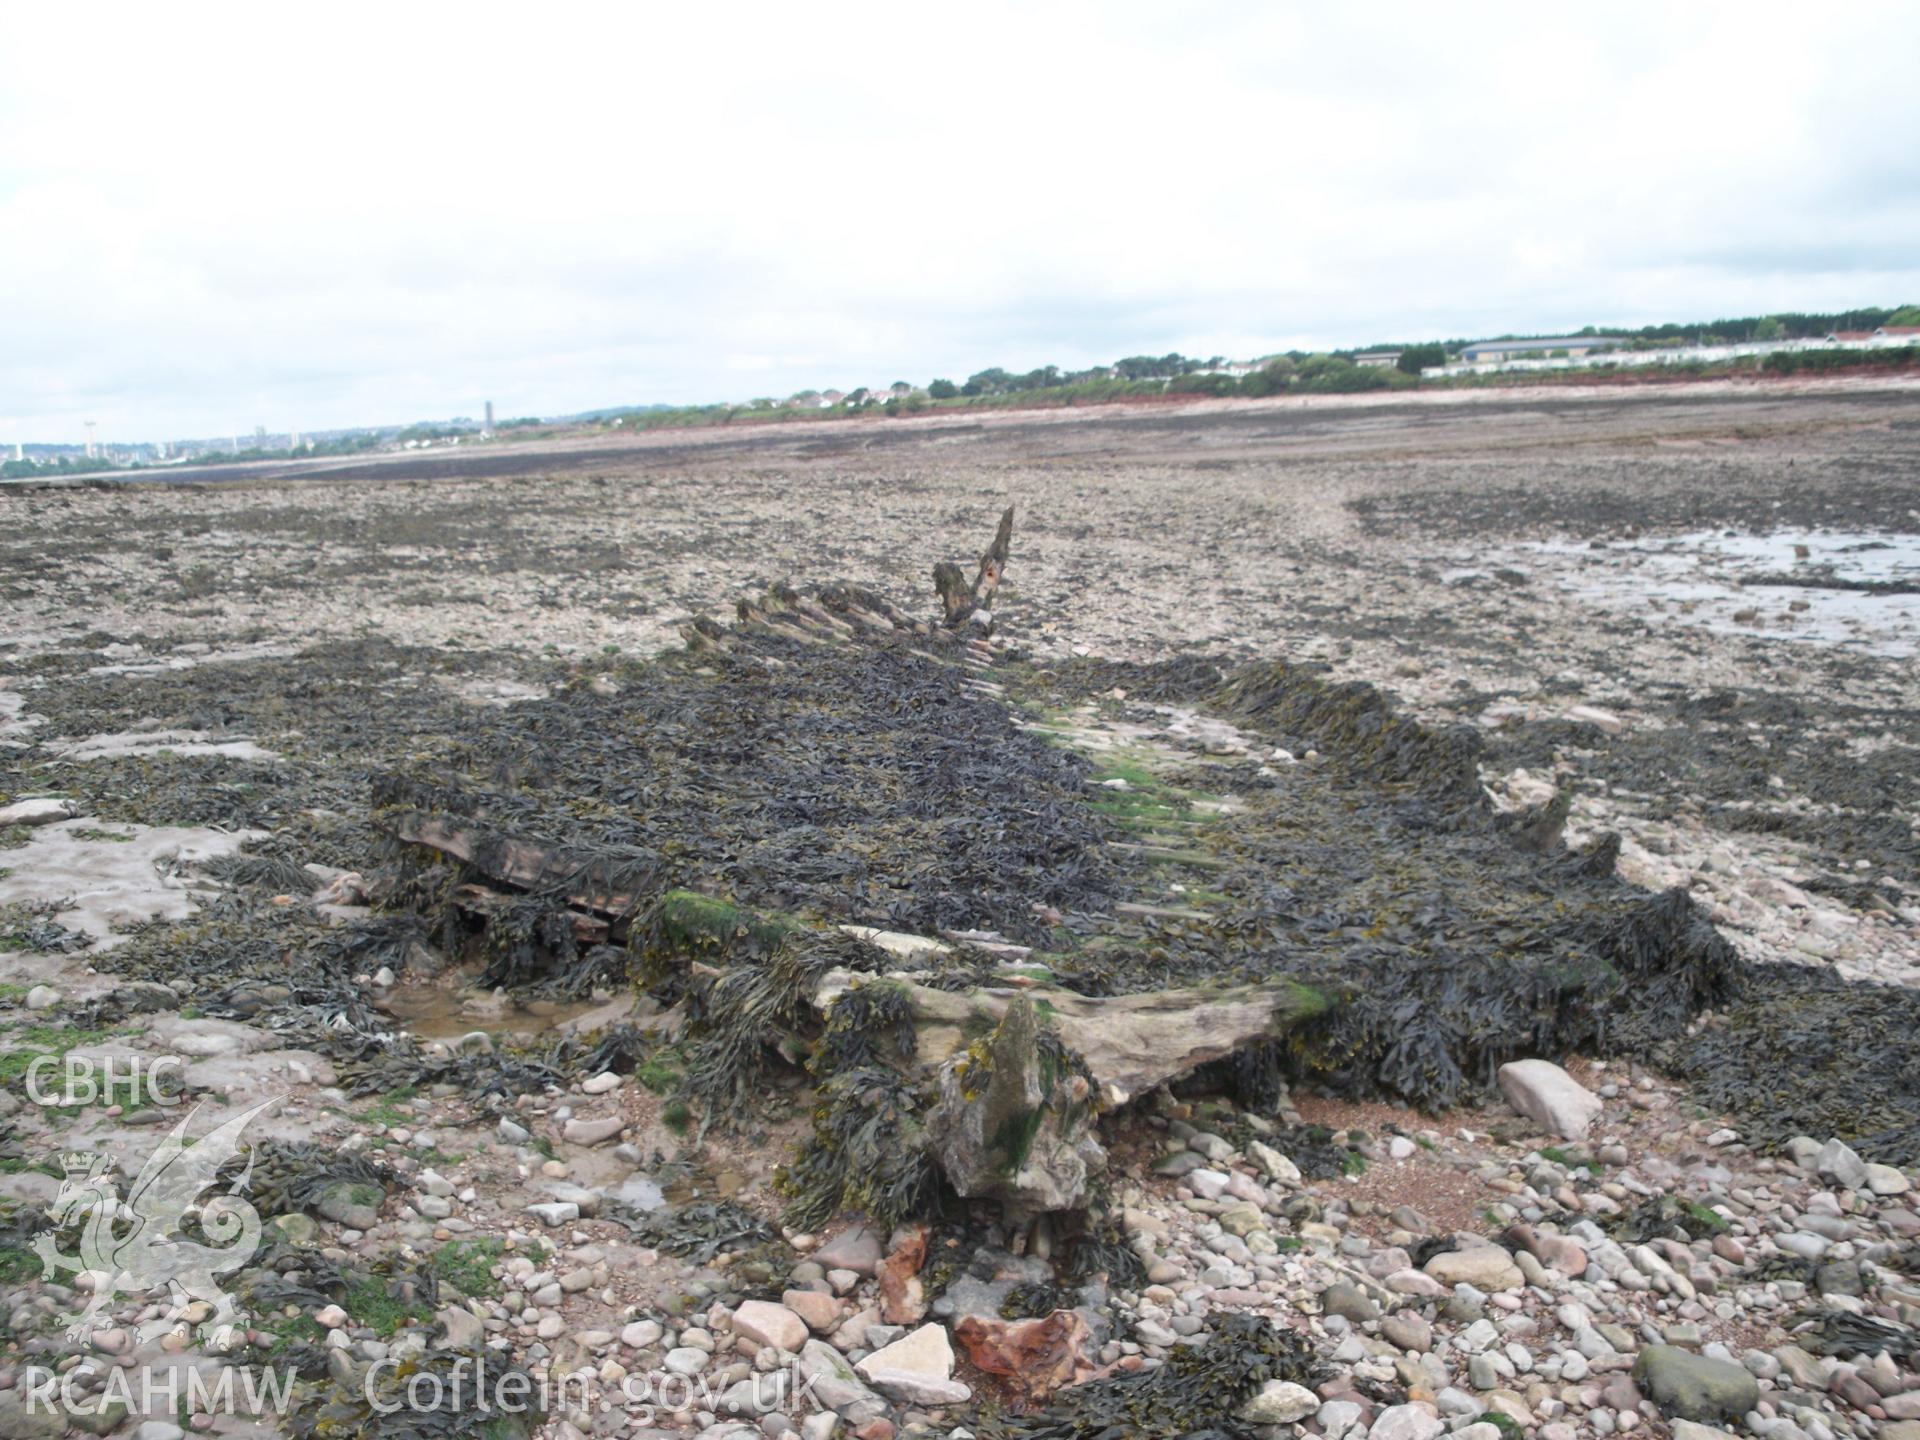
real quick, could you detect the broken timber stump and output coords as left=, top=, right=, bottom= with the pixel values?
left=682, top=506, right=1015, bottom=654
left=924, top=992, right=1104, bottom=1220
left=933, top=504, right=1014, bottom=630
left=894, top=975, right=1329, bottom=1216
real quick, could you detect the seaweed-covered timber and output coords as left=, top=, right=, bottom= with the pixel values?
left=364, top=503, right=1920, bottom=1264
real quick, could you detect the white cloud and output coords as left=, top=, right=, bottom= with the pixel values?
left=2, top=0, right=1918, bottom=441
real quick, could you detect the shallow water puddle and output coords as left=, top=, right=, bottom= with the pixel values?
left=611, top=1174, right=667, bottom=1211
left=1474, top=528, right=1920, bottom=657
left=378, top=979, right=619, bottom=1041
left=609, top=1164, right=748, bottom=1213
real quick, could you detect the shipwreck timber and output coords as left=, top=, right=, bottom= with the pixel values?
left=355, top=504, right=1920, bottom=1246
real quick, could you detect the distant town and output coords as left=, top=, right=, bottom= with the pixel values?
left=6, top=305, right=1917, bottom=480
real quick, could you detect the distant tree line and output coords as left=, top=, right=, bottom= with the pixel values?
left=1, top=453, right=120, bottom=480
left=158, top=433, right=383, bottom=467
left=592, top=301, right=1919, bottom=438
left=1444, top=305, right=1920, bottom=352
left=934, top=353, right=1224, bottom=398
left=1760, top=343, right=1920, bottom=376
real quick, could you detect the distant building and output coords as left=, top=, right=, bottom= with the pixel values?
left=1459, top=336, right=1624, bottom=363
left=1827, top=330, right=1876, bottom=343
left=1875, top=326, right=1920, bottom=340
left=818, top=390, right=846, bottom=408
left=1352, top=350, right=1403, bottom=368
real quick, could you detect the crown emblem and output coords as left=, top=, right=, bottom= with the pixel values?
left=58, top=1151, right=106, bottom=1182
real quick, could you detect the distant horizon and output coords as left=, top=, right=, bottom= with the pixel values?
left=10, top=301, right=1917, bottom=451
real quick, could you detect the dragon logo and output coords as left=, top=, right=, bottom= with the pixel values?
left=34, top=1097, right=279, bottom=1346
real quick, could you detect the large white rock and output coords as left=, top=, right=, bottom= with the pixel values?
left=1497, top=1059, right=1603, bottom=1140
left=1815, top=1138, right=1868, bottom=1190
left=562, top=1115, right=624, bottom=1146
left=1864, top=1163, right=1910, bottom=1196
left=732, top=1299, right=808, bottom=1354
left=1671, top=1422, right=1743, bottom=1440
left=862, top=1369, right=970, bottom=1406
left=812, top=1225, right=884, bottom=1276
left=1187, top=1168, right=1231, bottom=1200
left=1238, top=1380, right=1321, bottom=1424
left=0, top=797, right=73, bottom=828
left=1369, top=1403, right=1445, bottom=1440
left=1248, top=1140, right=1301, bottom=1185
left=1423, top=1247, right=1524, bottom=1293
left=856, top=1322, right=970, bottom=1404
left=663, top=1347, right=708, bottom=1376
left=797, top=1338, right=879, bottom=1411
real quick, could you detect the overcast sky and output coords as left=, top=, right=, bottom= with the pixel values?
left=4, top=3, right=1919, bottom=444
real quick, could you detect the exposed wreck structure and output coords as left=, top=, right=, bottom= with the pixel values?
left=10, top=505, right=1920, bottom=1440
left=367, top=506, right=1920, bottom=1250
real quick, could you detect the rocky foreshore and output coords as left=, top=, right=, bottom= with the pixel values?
left=2, top=1044, right=1916, bottom=1440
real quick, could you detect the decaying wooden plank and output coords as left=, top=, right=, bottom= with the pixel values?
left=383, top=813, right=650, bottom=921
left=451, top=883, right=609, bottom=944
left=810, top=966, right=1332, bottom=1107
